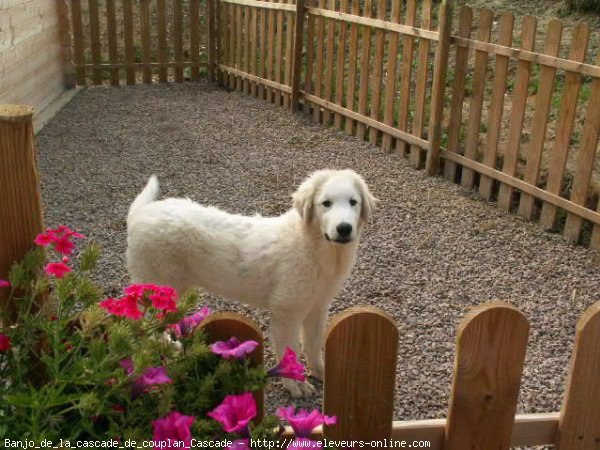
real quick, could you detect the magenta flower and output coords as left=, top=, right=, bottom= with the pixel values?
left=120, top=359, right=172, bottom=399
left=0, top=333, right=10, bottom=352
left=210, top=337, right=259, bottom=360
left=277, top=406, right=337, bottom=438
left=34, top=226, right=85, bottom=256
left=44, top=262, right=72, bottom=278
left=207, top=392, right=257, bottom=435
left=171, top=307, right=211, bottom=337
left=100, top=296, right=143, bottom=320
left=0, top=280, right=9, bottom=289
left=99, top=284, right=179, bottom=319
left=152, top=411, right=195, bottom=450
left=268, top=347, right=306, bottom=382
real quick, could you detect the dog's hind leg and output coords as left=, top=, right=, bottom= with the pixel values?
left=301, top=304, right=328, bottom=382
left=271, top=312, right=315, bottom=398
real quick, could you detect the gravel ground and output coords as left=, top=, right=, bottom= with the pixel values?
left=36, top=81, right=600, bottom=426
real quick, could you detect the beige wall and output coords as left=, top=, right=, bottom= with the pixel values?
left=0, top=0, right=66, bottom=115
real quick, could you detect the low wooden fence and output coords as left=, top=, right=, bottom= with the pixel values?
left=65, top=0, right=216, bottom=85
left=201, top=302, right=600, bottom=448
left=211, top=0, right=600, bottom=249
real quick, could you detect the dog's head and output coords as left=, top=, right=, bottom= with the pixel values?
left=292, top=169, right=378, bottom=244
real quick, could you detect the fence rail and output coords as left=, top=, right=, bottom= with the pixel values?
left=200, top=302, right=600, bottom=447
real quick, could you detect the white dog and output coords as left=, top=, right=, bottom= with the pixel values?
left=126, top=170, right=377, bottom=397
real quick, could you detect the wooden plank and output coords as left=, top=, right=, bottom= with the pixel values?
left=424, top=0, right=452, bottom=175
left=444, top=302, right=529, bottom=450
left=57, top=0, right=76, bottom=88
left=332, top=0, right=349, bottom=129
left=0, top=19, right=59, bottom=72
left=283, top=2, right=294, bottom=107
left=229, top=1, right=236, bottom=88
left=567, top=56, right=600, bottom=243
left=105, top=0, right=119, bottom=85
left=367, top=0, right=387, bottom=145
left=259, top=0, right=267, bottom=98
left=304, top=0, right=315, bottom=99
left=343, top=0, right=360, bottom=135
left=201, top=311, right=265, bottom=423
left=312, top=0, right=326, bottom=120
left=409, top=0, right=433, bottom=167
left=76, top=61, right=207, bottom=69
left=140, top=0, right=152, bottom=84
left=123, top=0, right=135, bottom=84
left=220, top=63, right=292, bottom=92
left=443, top=6, right=473, bottom=181
left=291, top=0, right=306, bottom=111
left=322, top=0, right=337, bottom=124
left=380, top=0, right=401, bottom=151
left=221, top=0, right=297, bottom=11
left=460, top=8, right=493, bottom=188
left=88, top=0, right=102, bottom=85
left=190, top=0, right=201, bottom=81
left=275, top=0, right=285, bottom=103
left=478, top=12, right=515, bottom=199
left=267, top=0, right=277, bottom=101
left=355, top=0, right=373, bottom=140
left=539, top=22, right=589, bottom=230
left=324, top=307, right=398, bottom=441
left=556, top=302, right=600, bottom=449
left=174, top=0, right=184, bottom=82
left=497, top=16, right=537, bottom=210
left=70, top=0, right=85, bottom=85
left=441, top=149, right=600, bottom=227
left=395, top=0, right=417, bottom=156
left=244, top=5, right=251, bottom=93
left=517, top=19, right=563, bottom=220
left=157, top=0, right=168, bottom=82
left=236, top=4, right=243, bottom=91
left=250, top=5, right=259, bottom=95
left=207, top=0, right=217, bottom=82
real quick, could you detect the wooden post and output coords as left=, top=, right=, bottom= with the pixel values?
left=290, top=0, right=306, bottom=112
left=207, top=0, right=217, bottom=82
left=555, top=302, right=600, bottom=448
left=444, top=302, right=529, bottom=450
left=425, top=0, right=453, bottom=176
left=324, top=307, right=398, bottom=441
left=0, top=106, right=45, bottom=321
left=201, top=312, right=265, bottom=422
left=57, top=0, right=76, bottom=89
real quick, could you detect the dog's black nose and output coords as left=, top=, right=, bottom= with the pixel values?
left=336, top=223, right=353, bottom=238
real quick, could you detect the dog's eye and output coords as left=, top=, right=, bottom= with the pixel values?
left=349, top=199, right=357, bottom=206
left=322, top=200, right=332, bottom=207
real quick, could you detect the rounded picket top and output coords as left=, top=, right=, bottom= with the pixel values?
left=324, top=306, right=398, bottom=441
left=556, top=301, right=600, bottom=449
left=445, top=301, right=530, bottom=450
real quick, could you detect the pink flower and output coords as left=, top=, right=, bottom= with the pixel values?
left=44, top=262, right=72, bottom=278
left=288, top=438, right=323, bottom=449
left=152, top=411, right=195, bottom=450
left=210, top=337, right=259, bottom=360
left=207, top=392, right=256, bottom=435
left=52, top=235, right=75, bottom=255
left=101, top=284, right=179, bottom=319
left=171, top=307, right=211, bottom=337
left=34, top=232, right=54, bottom=246
left=120, top=359, right=172, bottom=399
left=277, top=407, right=336, bottom=438
left=0, top=280, right=9, bottom=289
left=34, top=226, right=85, bottom=255
left=0, top=333, right=10, bottom=352
left=268, top=347, right=306, bottom=382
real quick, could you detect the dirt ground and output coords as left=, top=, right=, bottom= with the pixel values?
left=36, top=82, right=600, bottom=439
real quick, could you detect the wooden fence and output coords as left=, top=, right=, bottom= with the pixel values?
left=210, top=0, right=600, bottom=249
left=201, top=301, right=600, bottom=448
left=66, top=0, right=216, bottom=85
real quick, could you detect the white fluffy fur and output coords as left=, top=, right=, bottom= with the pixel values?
left=126, top=169, right=377, bottom=397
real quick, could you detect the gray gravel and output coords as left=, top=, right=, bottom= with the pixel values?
left=36, top=81, right=600, bottom=426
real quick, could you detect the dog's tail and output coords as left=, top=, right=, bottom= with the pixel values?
left=128, top=175, right=159, bottom=222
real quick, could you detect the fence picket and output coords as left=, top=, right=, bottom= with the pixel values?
left=517, top=19, right=563, bottom=220
left=106, top=0, right=119, bottom=86
left=71, top=0, right=85, bottom=85
left=322, top=0, right=337, bottom=124
left=236, top=4, right=244, bottom=91
left=324, top=307, right=398, bottom=441
left=555, top=302, right=600, bottom=448
left=478, top=12, right=515, bottom=200
left=460, top=8, right=493, bottom=188
left=201, top=312, right=265, bottom=423
left=539, top=23, right=589, bottom=230
left=367, top=0, right=387, bottom=145
left=444, top=302, right=529, bottom=450
left=275, top=0, right=285, bottom=104
left=497, top=16, right=537, bottom=210
left=190, top=0, right=201, bottom=81
left=174, top=0, right=185, bottom=82
left=312, top=0, right=326, bottom=121
left=259, top=0, right=267, bottom=98
left=343, top=0, right=360, bottom=135
left=333, top=0, right=349, bottom=129
left=123, top=0, right=135, bottom=84
left=283, top=1, right=294, bottom=108
left=356, top=0, right=373, bottom=140
left=395, top=0, right=417, bottom=156
left=381, top=0, right=402, bottom=151
left=88, top=0, right=102, bottom=85
left=250, top=6, right=258, bottom=95
left=244, top=5, right=251, bottom=93
left=140, top=0, right=152, bottom=84
left=443, top=6, right=473, bottom=181
left=157, top=0, right=168, bottom=82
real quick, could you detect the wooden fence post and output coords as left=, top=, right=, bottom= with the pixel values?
left=0, top=106, right=45, bottom=322
left=555, top=302, right=600, bottom=448
left=201, top=311, right=265, bottom=422
left=57, top=0, right=76, bottom=89
left=425, top=0, right=453, bottom=176
left=207, top=0, right=217, bottom=82
left=324, top=307, right=398, bottom=441
left=291, top=0, right=306, bottom=112
left=444, top=302, right=529, bottom=450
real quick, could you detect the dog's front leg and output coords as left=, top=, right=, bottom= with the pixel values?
left=271, top=312, right=315, bottom=398
left=301, top=304, right=328, bottom=382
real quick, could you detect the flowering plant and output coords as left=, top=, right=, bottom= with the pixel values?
left=0, top=227, right=337, bottom=447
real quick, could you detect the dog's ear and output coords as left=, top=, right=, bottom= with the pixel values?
left=292, top=176, right=317, bottom=222
left=355, top=174, right=378, bottom=222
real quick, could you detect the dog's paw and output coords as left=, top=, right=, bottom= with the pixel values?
left=283, top=379, right=316, bottom=398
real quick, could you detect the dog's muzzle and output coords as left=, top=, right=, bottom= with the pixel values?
left=324, top=233, right=352, bottom=244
